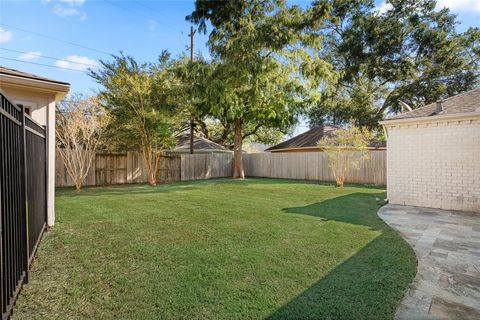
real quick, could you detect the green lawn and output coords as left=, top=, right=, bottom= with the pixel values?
left=13, top=178, right=416, bottom=320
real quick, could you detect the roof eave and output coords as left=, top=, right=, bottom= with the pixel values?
left=0, top=73, right=70, bottom=96
left=268, top=146, right=386, bottom=152
left=380, top=111, right=480, bottom=126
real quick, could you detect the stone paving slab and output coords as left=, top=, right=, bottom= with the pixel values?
left=378, top=204, right=480, bottom=320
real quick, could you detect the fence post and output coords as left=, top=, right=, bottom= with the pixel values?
left=19, top=105, right=29, bottom=283
left=44, top=125, right=48, bottom=230
left=0, top=100, right=3, bottom=320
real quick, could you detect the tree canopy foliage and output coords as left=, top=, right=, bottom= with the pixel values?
left=89, top=52, right=181, bottom=185
left=308, top=0, right=480, bottom=128
left=188, top=0, right=334, bottom=177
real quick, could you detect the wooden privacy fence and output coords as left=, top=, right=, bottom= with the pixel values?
left=56, top=151, right=183, bottom=187
left=243, top=151, right=386, bottom=184
left=1, top=93, right=48, bottom=320
left=181, top=153, right=233, bottom=180
left=57, top=150, right=385, bottom=187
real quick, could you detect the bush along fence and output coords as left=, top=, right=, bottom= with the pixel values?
left=1, top=93, right=48, bottom=320
left=56, top=150, right=386, bottom=187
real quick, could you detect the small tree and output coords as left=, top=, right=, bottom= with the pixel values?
left=56, top=95, right=109, bottom=192
left=318, top=126, right=372, bottom=187
left=89, top=53, right=180, bottom=185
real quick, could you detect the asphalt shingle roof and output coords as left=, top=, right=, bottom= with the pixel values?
left=266, top=126, right=386, bottom=151
left=173, top=135, right=228, bottom=152
left=266, top=126, right=338, bottom=151
left=386, top=87, right=480, bottom=121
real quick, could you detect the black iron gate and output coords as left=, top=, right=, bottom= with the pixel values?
left=1, top=92, right=48, bottom=320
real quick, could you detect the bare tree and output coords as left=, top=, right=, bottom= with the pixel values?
left=318, top=126, right=372, bottom=187
left=56, top=95, right=109, bottom=192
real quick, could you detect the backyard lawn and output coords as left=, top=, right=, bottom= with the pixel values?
left=13, top=178, right=416, bottom=319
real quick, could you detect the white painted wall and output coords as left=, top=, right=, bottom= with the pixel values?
left=385, top=118, right=480, bottom=213
left=2, top=87, right=57, bottom=226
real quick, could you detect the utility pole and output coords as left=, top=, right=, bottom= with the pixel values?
left=189, top=26, right=196, bottom=154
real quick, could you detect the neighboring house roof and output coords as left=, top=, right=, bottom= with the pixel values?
left=266, top=126, right=338, bottom=152
left=0, top=66, right=70, bottom=86
left=385, top=87, right=480, bottom=121
left=170, top=135, right=231, bottom=153
left=266, top=126, right=386, bottom=152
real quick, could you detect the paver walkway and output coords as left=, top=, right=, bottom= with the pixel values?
left=378, top=204, right=480, bottom=320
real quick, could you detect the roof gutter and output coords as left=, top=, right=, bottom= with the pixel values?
left=268, top=146, right=386, bottom=152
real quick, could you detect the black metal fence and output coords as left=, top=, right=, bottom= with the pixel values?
left=1, top=92, right=48, bottom=320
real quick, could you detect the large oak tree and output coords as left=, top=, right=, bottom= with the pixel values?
left=188, top=0, right=334, bottom=178
left=308, top=0, right=480, bottom=128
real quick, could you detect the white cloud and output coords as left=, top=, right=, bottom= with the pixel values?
left=148, top=19, right=158, bottom=32
left=53, top=5, right=87, bottom=20
left=376, top=0, right=480, bottom=14
left=376, top=1, right=393, bottom=14
left=19, top=51, right=42, bottom=61
left=0, top=28, right=13, bottom=43
left=44, top=0, right=85, bottom=5
left=436, top=0, right=480, bottom=12
left=59, top=0, right=85, bottom=5
left=55, top=55, right=98, bottom=71
left=50, top=0, right=87, bottom=20
left=54, top=6, right=79, bottom=16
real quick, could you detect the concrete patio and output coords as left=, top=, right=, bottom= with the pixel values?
left=378, top=204, right=480, bottom=320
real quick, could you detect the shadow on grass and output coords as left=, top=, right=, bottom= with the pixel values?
left=283, top=192, right=387, bottom=230
left=267, top=193, right=416, bottom=320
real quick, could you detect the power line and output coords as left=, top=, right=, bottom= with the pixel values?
left=1, top=48, right=99, bottom=68
left=132, top=0, right=169, bottom=20
left=103, top=0, right=171, bottom=32
left=103, top=0, right=156, bottom=21
left=0, top=56, right=90, bottom=73
left=0, top=23, right=111, bottom=56
left=133, top=0, right=157, bottom=12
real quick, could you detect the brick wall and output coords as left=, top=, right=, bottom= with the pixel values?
left=385, top=118, right=480, bottom=213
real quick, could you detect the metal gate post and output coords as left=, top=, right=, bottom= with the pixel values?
left=19, top=105, right=29, bottom=284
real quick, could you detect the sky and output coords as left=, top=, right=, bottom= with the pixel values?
left=1, top=0, right=479, bottom=135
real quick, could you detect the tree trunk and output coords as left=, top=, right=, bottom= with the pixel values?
left=233, top=118, right=244, bottom=179
left=148, top=170, right=156, bottom=186
left=143, top=146, right=157, bottom=186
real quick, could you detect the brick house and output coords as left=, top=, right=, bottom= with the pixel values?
left=380, top=88, right=480, bottom=213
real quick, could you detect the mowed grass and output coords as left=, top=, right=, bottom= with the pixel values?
left=13, top=178, right=416, bottom=320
